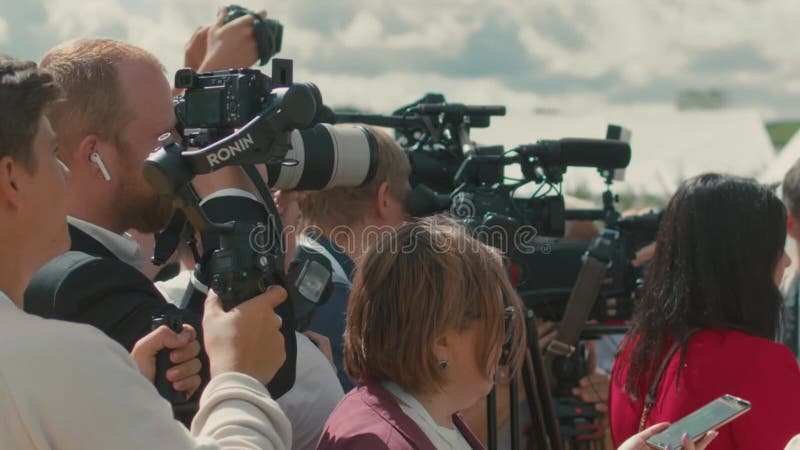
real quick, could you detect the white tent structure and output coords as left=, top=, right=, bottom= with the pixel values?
left=471, top=107, right=775, bottom=200
left=760, top=130, right=800, bottom=185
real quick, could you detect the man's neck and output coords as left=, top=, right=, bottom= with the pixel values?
left=0, top=283, right=24, bottom=309
left=0, top=248, right=28, bottom=308
left=67, top=197, right=124, bottom=235
left=328, top=223, right=368, bottom=263
left=326, top=221, right=393, bottom=264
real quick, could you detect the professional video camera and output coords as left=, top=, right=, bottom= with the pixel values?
left=322, top=92, right=505, bottom=195
left=462, top=135, right=660, bottom=324
left=326, top=94, right=660, bottom=323
left=145, top=59, right=379, bottom=399
left=326, top=95, right=662, bottom=448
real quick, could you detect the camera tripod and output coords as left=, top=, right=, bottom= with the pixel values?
left=487, top=232, right=621, bottom=450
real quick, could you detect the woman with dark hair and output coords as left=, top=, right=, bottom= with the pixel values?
left=610, top=173, right=800, bottom=449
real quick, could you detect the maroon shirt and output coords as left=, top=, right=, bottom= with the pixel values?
left=610, top=329, right=800, bottom=450
left=317, top=379, right=485, bottom=449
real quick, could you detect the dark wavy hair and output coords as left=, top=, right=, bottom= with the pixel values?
left=0, top=54, right=61, bottom=171
left=622, top=173, right=786, bottom=395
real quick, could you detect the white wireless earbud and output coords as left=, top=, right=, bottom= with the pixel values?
left=90, top=152, right=111, bottom=181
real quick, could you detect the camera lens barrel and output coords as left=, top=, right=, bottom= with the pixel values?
left=267, top=124, right=378, bottom=191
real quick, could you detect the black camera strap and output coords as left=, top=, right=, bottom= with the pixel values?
left=226, top=164, right=299, bottom=399
left=241, top=164, right=282, bottom=249
left=151, top=209, right=188, bottom=267
left=546, top=232, right=614, bottom=358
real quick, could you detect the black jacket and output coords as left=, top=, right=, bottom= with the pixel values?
left=24, top=224, right=206, bottom=423
left=25, top=225, right=203, bottom=351
left=26, top=193, right=298, bottom=403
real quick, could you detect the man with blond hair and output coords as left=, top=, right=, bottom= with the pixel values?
left=24, top=10, right=348, bottom=449
left=294, top=125, right=411, bottom=389
left=24, top=10, right=269, bottom=414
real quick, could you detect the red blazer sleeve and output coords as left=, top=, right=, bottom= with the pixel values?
left=725, top=343, right=800, bottom=450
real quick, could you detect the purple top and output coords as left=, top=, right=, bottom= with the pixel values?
left=316, top=379, right=486, bottom=449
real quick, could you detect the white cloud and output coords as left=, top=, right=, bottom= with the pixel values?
left=516, top=2, right=689, bottom=81
left=302, top=70, right=540, bottom=114
left=42, top=0, right=132, bottom=39
left=0, top=17, right=8, bottom=45
left=37, top=0, right=191, bottom=71
left=6, top=0, right=800, bottom=118
left=380, top=15, right=482, bottom=51
left=506, top=0, right=800, bottom=89
left=787, top=79, right=800, bottom=95
left=339, top=11, right=383, bottom=48
left=295, top=67, right=619, bottom=120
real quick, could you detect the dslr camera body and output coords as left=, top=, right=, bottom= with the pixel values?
left=146, top=60, right=377, bottom=399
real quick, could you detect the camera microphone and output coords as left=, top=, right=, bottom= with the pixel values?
left=413, top=103, right=506, bottom=117
left=517, top=138, right=632, bottom=171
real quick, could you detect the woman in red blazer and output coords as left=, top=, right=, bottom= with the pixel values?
left=610, top=173, right=800, bottom=450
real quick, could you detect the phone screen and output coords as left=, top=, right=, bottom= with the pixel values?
left=646, top=395, right=750, bottom=449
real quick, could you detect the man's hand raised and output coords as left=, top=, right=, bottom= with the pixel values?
left=196, top=7, right=266, bottom=72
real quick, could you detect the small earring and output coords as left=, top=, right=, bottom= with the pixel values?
left=438, top=360, right=448, bottom=369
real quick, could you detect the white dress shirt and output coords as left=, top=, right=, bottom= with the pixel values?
left=68, top=216, right=146, bottom=269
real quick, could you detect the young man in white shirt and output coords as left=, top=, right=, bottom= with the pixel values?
left=0, top=54, right=291, bottom=450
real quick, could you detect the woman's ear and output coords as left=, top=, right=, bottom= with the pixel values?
left=433, top=332, right=452, bottom=364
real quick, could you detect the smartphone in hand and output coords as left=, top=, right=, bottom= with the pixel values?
left=646, top=394, right=750, bottom=450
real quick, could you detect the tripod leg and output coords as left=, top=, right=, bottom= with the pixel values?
left=522, top=350, right=551, bottom=450
left=510, top=377, right=521, bottom=450
left=527, top=313, right=565, bottom=450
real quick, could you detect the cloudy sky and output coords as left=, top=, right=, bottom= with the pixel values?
left=2, top=0, right=799, bottom=119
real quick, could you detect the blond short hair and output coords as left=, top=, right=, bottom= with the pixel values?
left=299, top=125, right=411, bottom=232
left=344, top=216, right=526, bottom=393
left=40, top=39, right=163, bottom=160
